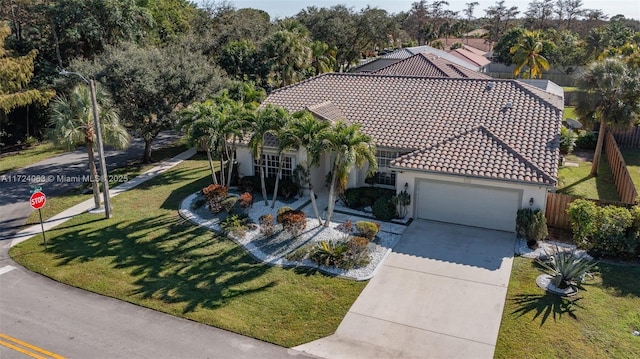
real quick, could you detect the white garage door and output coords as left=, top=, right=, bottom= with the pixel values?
left=416, top=180, right=521, bottom=232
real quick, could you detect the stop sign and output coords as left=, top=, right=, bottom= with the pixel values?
left=30, top=191, right=46, bottom=210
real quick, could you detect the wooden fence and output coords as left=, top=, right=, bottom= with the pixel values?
left=545, top=193, right=635, bottom=230
left=604, top=129, right=638, bottom=204
left=612, top=126, right=640, bottom=148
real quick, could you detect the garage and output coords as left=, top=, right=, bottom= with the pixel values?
left=416, top=179, right=522, bottom=232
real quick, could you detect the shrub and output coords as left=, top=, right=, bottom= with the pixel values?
left=220, top=213, right=249, bottom=237
left=220, top=196, right=238, bottom=213
left=280, top=210, right=307, bottom=238
left=391, top=190, right=411, bottom=219
left=238, top=176, right=258, bottom=193
left=568, top=200, right=638, bottom=258
left=515, top=208, right=547, bottom=241
left=537, top=246, right=598, bottom=290
left=259, top=214, right=275, bottom=237
left=348, top=236, right=369, bottom=252
left=309, top=240, right=370, bottom=269
left=559, top=127, right=577, bottom=154
left=238, top=192, right=253, bottom=209
left=355, top=221, right=380, bottom=240
left=344, top=188, right=361, bottom=208
left=276, top=206, right=293, bottom=223
left=575, top=130, right=597, bottom=150
left=203, top=184, right=228, bottom=213
left=372, top=196, right=397, bottom=220
left=336, top=220, right=354, bottom=235
left=278, top=179, right=299, bottom=199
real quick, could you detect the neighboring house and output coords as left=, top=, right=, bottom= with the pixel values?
left=236, top=73, right=563, bottom=232
left=447, top=47, right=492, bottom=69
left=354, top=45, right=482, bottom=73
left=371, top=53, right=493, bottom=79
left=435, top=37, right=493, bottom=54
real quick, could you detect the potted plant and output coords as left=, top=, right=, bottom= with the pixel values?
left=391, top=190, right=411, bottom=219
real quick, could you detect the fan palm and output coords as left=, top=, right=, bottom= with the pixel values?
left=48, top=84, right=129, bottom=209
left=323, top=121, right=377, bottom=227
left=575, top=58, right=640, bottom=176
left=277, top=111, right=330, bottom=224
left=218, top=93, right=254, bottom=187
left=510, top=30, right=550, bottom=79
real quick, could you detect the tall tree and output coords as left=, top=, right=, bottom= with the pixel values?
left=323, top=121, right=377, bottom=227
left=262, top=27, right=312, bottom=87
left=310, top=41, right=336, bottom=75
left=47, top=84, right=129, bottom=209
left=484, top=0, right=519, bottom=42
left=556, top=0, right=586, bottom=31
left=524, top=0, right=555, bottom=30
left=0, top=22, right=53, bottom=143
left=575, top=59, right=640, bottom=176
left=250, top=105, right=289, bottom=205
left=277, top=111, right=330, bottom=225
left=510, top=30, right=550, bottom=78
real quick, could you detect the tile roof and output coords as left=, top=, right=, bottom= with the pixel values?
left=435, top=38, right=493, bottom=53
left=306, top=101, right=345, bottom=122
left=448, top=48, right=492, bottom=67
left=374, top=45, right=480, bottom=71
left=263, top=73, right=562, bottom=186
left=391, top=126, right=556, bottom=184
left=372, top=53, right=492, bottom=79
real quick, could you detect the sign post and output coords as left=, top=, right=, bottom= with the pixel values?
left=30, top=191, right=47, bottom=248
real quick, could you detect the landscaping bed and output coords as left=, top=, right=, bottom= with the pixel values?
left=10, top=158, right=367, bottom=347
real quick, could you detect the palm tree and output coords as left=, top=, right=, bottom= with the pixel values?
left=323, top=121, right=377, bottom=227
left=48, top=84, right=129, bottom=209
left=218, top=94, right=253, bottom=187
left=263, top=29, right=312, bottom=87
left=178, top=100, right=223, bottom=184
left=250, top=105, right=289, bottom=205
left=311, top=41, right=337, bottom=75
left=277, top=111, right=330, bottom=223
left=510, top=30, right=550, bottom=79
left=270, top=112, right=295, bottom=209
left=575, top=58, right=640, bottom=176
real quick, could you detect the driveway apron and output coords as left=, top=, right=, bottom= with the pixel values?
left=294, top=220, right=515, bottom=359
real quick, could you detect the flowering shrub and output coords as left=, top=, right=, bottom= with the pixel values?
left=276, top=206, right=294, bottom=223
left=336, top=220, right=354, bottom=235
left=203, top=184, right=228, bottom=213
left=259, top=214, right=275, bottom=237
left=220, top=196, right=238, bottom=213
left=280, top=210, right=307, bottom=238
left=238, top=192, right=253, bottom=209
left=355, top=221, right=380, bottom=240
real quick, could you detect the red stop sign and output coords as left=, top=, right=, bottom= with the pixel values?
left=30, top=191, right=46, bottom=210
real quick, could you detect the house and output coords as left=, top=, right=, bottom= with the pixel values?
left=354, top=45, right=482, bottom=73
left=236, top=73, right=563, bottom=232
left=371, top=53, right=493, bottom=79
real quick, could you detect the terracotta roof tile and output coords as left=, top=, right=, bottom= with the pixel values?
left=263, top=73, right=562, bottom=186
left=372, top=53, right=491, bottom=79
left=448, top=48, right=492, bottom=67
left=306, top=101, right=345, bottom=122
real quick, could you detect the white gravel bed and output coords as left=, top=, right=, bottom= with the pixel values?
left=516, top=238, right=592, bottom=260
left=334, top=200, right=412, bottom=226
left=179, top=192, right=401, bottom=280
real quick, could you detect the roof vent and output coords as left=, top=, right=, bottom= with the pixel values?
left=486, top=82, right=496, bottom=90
left=505, top=102, right=512, bottom=109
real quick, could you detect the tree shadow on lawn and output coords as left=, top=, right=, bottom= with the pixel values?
left=510, top=292, right=584, bottom=326
left=597, top=263, right=640, bottom=298
left=44, top=214, right=277, bottom=314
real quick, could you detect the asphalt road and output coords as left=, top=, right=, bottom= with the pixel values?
left=0, top=132, right=180, bottom=239
left=0, top=264, right=303, bottom=359
left=0, top=136, right=307, bottom=358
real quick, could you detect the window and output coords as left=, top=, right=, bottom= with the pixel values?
left=372, top=150, right=408, bottom=186
left=254, top=154, right=294, bottom=180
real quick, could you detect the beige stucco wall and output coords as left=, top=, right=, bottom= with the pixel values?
left=396, top=170, right=551, bottom=219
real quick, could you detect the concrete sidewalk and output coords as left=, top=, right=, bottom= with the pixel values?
left=5, top=148, right=196, bottom=247
left=293, top=220, right=515, bottom=359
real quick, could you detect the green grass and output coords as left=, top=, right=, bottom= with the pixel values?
left=10, top=156, right=366, bottom=347
left=621, top=148, right=640, bottom=192
left=562, top=86, right=578, bottom=92
left=0, top=142, right=66, bottom=174
left=564, top=106, right=576, bottom=120
left=495, top=257, right=640, bottom=359
left=25, top=141, right=189, bottom=226
left=557, top=154, right=620, bottom=201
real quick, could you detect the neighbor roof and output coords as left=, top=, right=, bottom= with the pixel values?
left=354, top=45, right=480, bottom=73
left=372, top=53, right=492, bottom=79
left=262, top=73, right=562, bottom=186
left=448, top=48, right=492, bottom=68
left=435, top=38, right=493, bottom=53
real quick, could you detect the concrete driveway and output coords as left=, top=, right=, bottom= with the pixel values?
left=294, top=220, right=515, bottom=359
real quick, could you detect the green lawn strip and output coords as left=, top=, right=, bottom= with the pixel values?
left=25, top=142, right=190, bottom=226
left=495, top=257, right=640, bottom=359
left=562, top=86, right=578, bottom=92
left=564, top=106, right=576, bottom=120
left=557, top=154, right=620, bottom=201
left=0, top=142, right=66, bottom=175
left=621, top=148, right=640, bottom=191
left=10, top=157, right=366, bottom=347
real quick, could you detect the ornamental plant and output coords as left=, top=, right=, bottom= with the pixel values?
left=238, top=192, right=253, bottom=209
left=391, top=190, right=411, bottom=218
left=203, top=184, right=228, bottom=213
left=537, top=247, right=598, bottom=290
left=355, top=221, right=380, bottom=240
left=279, top=210, right=307, bottom=238
left=259, top=214, right=275, bottom=237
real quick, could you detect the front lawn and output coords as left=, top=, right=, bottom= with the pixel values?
left=10, top=157, right=366, bottom=347
left=564, top=106, right=576, bottom=120
left=495, top=257, right=640, bottom=358
left=557, top=153, right=620, bottom=201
